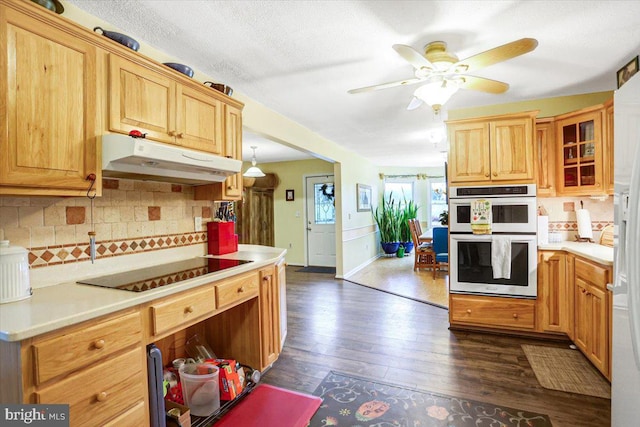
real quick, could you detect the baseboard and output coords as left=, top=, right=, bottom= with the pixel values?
left=342, top=254, right=381, bottom=280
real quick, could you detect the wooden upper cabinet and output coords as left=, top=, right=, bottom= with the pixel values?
left=555, top=105, right=605, bottom=195
left=194, top=103, right=244, bottom=201
left=603, top=99, right=614, bottom=194
left=535, top=118, right=556, bottom=196
left=448, top=112, right=536, bottom=185
left=108, top=55, right=176, bottom=144
left=448, top=121, right=491, bottom=183
left=0, top=3, right=101, bottom=196
left=108, top=54, right=224, bottom=155
left=177, top=85, right=224, bottom=154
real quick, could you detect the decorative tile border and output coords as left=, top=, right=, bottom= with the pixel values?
left=28, top=231, right=208, bottom=268
left=548, top=220, right=612, bottom=231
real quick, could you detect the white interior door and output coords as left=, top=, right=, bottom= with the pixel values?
left=305, top=176, right=336, bottom=267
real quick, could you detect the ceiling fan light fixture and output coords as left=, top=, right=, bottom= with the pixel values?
left=243, top=146, right=266, bottom=178
left=413, top=79, right=459, bottom=110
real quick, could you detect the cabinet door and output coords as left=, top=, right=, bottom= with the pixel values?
left=1, top=6, right=99, bottom=196
left=490, top=118, right=535, bottom=181
left=536, top=120, right=556, bottom=196
left=556, top=110, right=604, bottom=195
left=574, top=277, right=590, bottom=353
left=109, top=55, right=176, bottom=144
left=588, top=285, right=608, bottom=374
left=603, top=101, right=614, bottom=194
left=176, top=84, right=223, bottom=154
left=448, top=121, right=491, bottom=183
left=277, top=258, right=287, bottom=351
left=539, top=251, right=568, bottom=333
left=221, top=104, right=243, bottom=199
left=259, top=266, right=279, bottom=369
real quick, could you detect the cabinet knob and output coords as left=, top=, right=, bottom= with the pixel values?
left=581, top=288, right=586, bottom=294
left=227, top=185, right=234, bottom=190
left=185, top=305, right=195, bottom=313
left=96, top=392, right=108, bottom=402
left=238, top=286, right=245, bottom=293
left=177, top=132, right=184, bottom=139
left=492, top=172, right=498, bottom=177
left=466, top=309, right=472, bottom=314
left=168, top=130, right=176, bottom=137
left=484, top=173, right=490, bottom=177
left=513, top=313, right=519, bottom=319
left=93, top=339, right=105, bottom=349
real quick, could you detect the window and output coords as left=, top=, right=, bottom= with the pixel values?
left=383, top=181, right=413, bottom=206
left=430, top=180, right=447, bottom=226
left=314, top=183, right=335, bottom=224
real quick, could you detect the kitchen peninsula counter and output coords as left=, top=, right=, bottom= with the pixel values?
left=0, top=245, right=286, bottom=342
left=538, top=241, right=613, bottom=265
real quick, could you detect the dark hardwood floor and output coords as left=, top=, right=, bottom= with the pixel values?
left=261, top=268, right=611, bottom=427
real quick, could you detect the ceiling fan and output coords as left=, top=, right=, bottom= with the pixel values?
left=348, top=38, right=538, bottom=112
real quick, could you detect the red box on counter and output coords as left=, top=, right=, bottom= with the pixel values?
left=207, top=221, right=238, bottom=255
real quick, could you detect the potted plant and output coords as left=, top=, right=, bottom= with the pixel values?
left=373, top=193, right=403, bottom=254
left=439, top=210, right=448, bottom=226
left=400, top=198, right=418, bottom=255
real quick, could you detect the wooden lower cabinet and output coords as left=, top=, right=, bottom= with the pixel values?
left=573, top=257, right=611, bottom=378
left=450, top=294, right=536, bottom=331
left=24, top=310, right=148, bottom=427
left=259, top=265, right=280, bottom=369
left=537, top=251, right=571, bottom=333
left=277, top=258, right=288, bottom=350
left=9, top=259, right=285, bottom=425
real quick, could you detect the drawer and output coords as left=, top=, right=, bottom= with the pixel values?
left=33, top=311, right=142, bottom=384
left=152, top=286, right=215, bottom=335
left=216, top=271, right=259, bottom=308
left=36, top=347, right=146, bottom=427
left=450, top=295, right=535, bottom=330
left=575, top=258, right=608, bottom=288
left=103, top=400, right=147, bottom=427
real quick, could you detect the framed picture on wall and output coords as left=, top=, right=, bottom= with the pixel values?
left=286, top=189, right=295, bottom=201
left=356, top=184, right=372, bottom=212
left=617, top=56, right=639, bottom=88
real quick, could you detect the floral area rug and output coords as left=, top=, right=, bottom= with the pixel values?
left=309, top=371, right=552, bottom=427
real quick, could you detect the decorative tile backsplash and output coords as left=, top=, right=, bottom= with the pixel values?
left=538, top=195, right=614, bottom=241
left=0, top=178, right=216, bottom=268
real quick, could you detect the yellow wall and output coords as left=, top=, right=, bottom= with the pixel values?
left=257, top=159, right=334, bottom=266
left=448, top=91, right=613, bottom=120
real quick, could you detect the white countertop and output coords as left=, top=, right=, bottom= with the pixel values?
left=538, top=241, right=613, bottom=266
left=0, top=245, right=286, bottom=342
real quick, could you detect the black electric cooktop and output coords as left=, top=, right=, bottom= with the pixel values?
left=77, top=257, right=253, bottom=292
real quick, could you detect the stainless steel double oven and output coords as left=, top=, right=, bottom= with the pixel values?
left=448, top=184, right=538, bottom=298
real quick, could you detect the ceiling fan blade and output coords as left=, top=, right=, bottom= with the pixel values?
left=406, top=96, right=423, bottom=110
left=348, top=77, right=423, bottom=94
left=454, top=38, right=538, bottom=73
left=393, top=44, right=434, bottom=70
left=458, top=75, right=510, bottom=94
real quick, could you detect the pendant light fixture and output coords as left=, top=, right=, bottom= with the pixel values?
left=243, top=146, right=265, bottom=178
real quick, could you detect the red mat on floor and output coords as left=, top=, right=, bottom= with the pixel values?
left=215, top=384, right=322, bottom=427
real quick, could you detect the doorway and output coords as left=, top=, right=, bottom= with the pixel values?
left=305, top=175, right=336, bottom=267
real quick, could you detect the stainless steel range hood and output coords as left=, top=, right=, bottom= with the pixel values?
left=102, top=134, right=241, bottom=184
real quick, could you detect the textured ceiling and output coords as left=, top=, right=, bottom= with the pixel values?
left=67, top=0, right=640, bottom=167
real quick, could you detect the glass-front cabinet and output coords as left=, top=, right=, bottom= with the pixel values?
left=556, top=107, right=604, bottom=195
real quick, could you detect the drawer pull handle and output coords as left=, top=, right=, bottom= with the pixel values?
left=94, top=339, right=105, bottom=349
left=466, top=309, right=471, bottom=314
left=96, top=392, right=108, bottom=402
left=513, top=313, right=519, bottom=319
left=185, top=305, right=195, bottom=314
left=238, top=286, right=245, bottom=293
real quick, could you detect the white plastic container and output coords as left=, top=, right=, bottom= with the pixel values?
left=0, top=240, right=31, bottom=304
left=179, top=363, right=220, bottom=416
